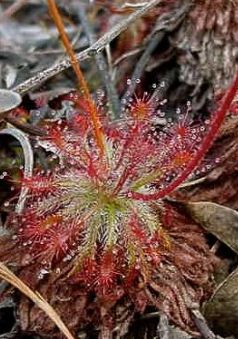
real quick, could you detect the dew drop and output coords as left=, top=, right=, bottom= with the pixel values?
left=38, top=268, right=49, bottom=280
left=158, top=111, right=165, bottom=118
left=161, top=99, right=167, bottom=105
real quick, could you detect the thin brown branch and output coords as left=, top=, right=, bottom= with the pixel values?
left=13, top=0, right=162, bottom=95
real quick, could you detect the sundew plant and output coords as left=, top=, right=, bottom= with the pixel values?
left=1, top=0, right=238, bottom=337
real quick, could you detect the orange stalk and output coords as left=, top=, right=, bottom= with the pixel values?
left=47, top=0, right=105, bottom=155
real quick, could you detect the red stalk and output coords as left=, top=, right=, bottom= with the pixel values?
left=47, top=0, right=105, bottom=156
left=130, top=72, right=238, bottom=201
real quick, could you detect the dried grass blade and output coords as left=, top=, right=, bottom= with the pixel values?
left=0, top=262, right=75, bottom=339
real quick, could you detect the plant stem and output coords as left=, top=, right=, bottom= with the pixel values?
left=130, top=72, right=238, bottom=201
left=13, top=0, right=162, bottom=95
left=47, top=0, right=105, bottom=155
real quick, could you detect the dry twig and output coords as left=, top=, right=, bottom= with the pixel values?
left=13, top=0, right=162, bottom=95
left=0, top=262, right=75, bottom=339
